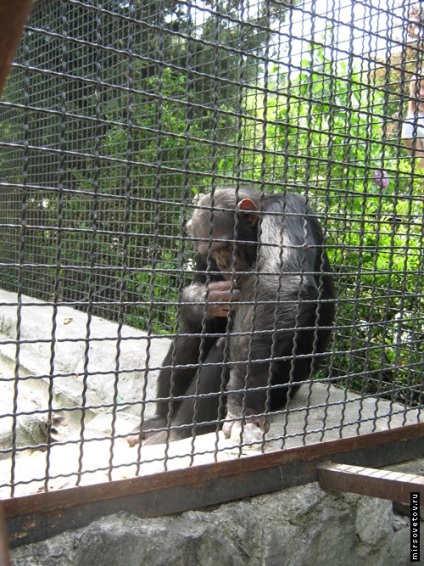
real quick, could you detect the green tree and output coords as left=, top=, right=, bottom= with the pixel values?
left=234, top=45, right=424, bottom=401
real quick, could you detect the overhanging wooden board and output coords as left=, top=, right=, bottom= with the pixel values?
left=318, top=462, right=424, bottom=504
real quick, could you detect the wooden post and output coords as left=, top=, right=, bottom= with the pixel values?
left=0, top=0, right=33, bottom=96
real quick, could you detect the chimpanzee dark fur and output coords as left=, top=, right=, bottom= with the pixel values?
left=135, top=187, right=335, bottom=444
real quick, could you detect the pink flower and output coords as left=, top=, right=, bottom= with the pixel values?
left=372, top=170, right=389, bottom=190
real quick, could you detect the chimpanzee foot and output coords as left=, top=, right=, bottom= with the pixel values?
left=126, top=416, right=167, bottom=447
left=222, top=412, right=270, bottom=444
left=141, top=429, right=184, bottom=445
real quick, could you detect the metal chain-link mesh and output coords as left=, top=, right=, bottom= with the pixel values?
left=0, top=0, right=423, bottom=496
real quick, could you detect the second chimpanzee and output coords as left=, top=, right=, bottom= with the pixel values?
left=137, top=186, right=335, bottom=444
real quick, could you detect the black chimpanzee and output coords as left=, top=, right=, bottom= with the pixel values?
left=135, top=186, right=335, bottom=444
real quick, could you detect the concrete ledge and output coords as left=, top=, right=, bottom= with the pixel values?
left=0, top=289, right=170, bottom=412
left=0, top=289, right=422, bottom=497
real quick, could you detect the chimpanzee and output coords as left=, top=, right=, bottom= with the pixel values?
left=135, top=186, right=335, bottom=444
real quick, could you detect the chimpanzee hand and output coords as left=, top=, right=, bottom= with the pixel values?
left=206, top=280, right=240, bottom=318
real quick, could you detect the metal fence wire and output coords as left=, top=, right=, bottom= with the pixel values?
left=0, top=0, right=423, bottom=497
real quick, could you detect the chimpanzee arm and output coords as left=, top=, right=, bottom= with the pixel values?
left=180, top=283, right=210, bottom=332
left=142, top=254, right=232, bottom=432
left=178, top=254, right=217, bottom=332
left=180, top=255, right=240, bottom=330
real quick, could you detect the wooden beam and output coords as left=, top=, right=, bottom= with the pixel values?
left=0, top=0, right=33, bottom=96
left=318, top=462, right=424, bottom=504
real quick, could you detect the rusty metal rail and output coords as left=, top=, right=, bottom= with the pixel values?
left=4, top=422, right=424, bottom=548
left=0, top=501, right=10, bottom=566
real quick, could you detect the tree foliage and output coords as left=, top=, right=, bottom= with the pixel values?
left=228, top=44, right=424, bottom=399
left=0, top=2, right=423, bottom=395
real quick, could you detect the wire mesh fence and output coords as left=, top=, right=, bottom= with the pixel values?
left=0, top=0, right=423, bottom=498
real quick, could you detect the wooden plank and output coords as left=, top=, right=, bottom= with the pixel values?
left=318, top=462, right=424, bottom=504
left=4, top=422, right=424, bottom=547
left=0, top=0, right=33, bottom=96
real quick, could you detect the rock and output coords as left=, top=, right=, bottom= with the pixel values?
left=11, top=483, right=423, bottom=566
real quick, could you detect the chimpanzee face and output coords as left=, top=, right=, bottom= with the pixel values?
left=198, top=238, right=242, bottom=280
left=187, top=192, right=261, bottom=279
left=191, top=216, right=258, bottom=279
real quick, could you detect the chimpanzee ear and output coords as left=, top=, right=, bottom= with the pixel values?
left=237, top=198, right=259, bottom=228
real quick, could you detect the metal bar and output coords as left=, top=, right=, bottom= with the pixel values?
left=318, top=463, right=424, bottom=504
left=4, top=422, right=424, bottom=548
left=0, top=501, right=10, bottom=566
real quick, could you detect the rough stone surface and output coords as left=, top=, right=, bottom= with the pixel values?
left=10, top=482, right=423, bottom=566
left=0, top=288, right=170, bottom=421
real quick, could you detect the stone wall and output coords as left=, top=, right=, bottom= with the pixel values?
left=10, top=476, right=423, bottom=566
